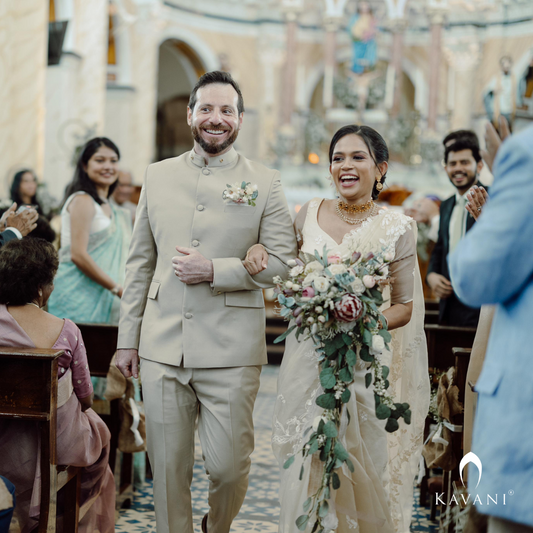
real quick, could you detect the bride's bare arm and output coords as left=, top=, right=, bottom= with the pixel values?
left=382, top=301, right=413, bottom=331
left=243, top=202, right=309, bottom=276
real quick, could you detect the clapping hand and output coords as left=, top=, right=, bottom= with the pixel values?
left=427, top=272, right=453, bottom=299
left=466, top=186, right=489, bottom=221
left=172, top=246, right=214, bottom=284
left=243, top=244, right=269, bottom=275
left=481, top=116, right=511, bottom=173
left=0, top=202, right=38, bottom=236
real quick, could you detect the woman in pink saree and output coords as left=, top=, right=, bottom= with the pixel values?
left=0, top=238, right=115, bottom=533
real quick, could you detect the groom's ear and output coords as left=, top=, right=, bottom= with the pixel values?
left=186, top=106, right=192, bottom=126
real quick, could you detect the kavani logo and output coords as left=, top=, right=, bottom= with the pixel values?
left=435, top=452, right=513, bottom=507
left=460, top=452, right=482, bottom=489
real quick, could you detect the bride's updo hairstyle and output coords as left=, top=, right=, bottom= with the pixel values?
left=328, top=125, right=389, bottom=200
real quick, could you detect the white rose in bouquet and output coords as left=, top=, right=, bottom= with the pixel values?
left=303, top=271, right=320, bottom=287
left=313, top=277, right=330, bottom=293
left=371, top=334, right=385, bottom=354
left=305, top=261, right=325, bottom=274
left=290, top=265, right=304, bottom=277
left=322, top=512, right=339, bottom=532
left=328, top=264, right=348, bottom=276
left=350, top=277, right=365, bottom=295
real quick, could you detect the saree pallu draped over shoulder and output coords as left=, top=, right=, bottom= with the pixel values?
left=48, top=203, right=132, bottom=325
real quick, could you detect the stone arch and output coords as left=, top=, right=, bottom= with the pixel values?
left=155, top=36, right=218, bottom=160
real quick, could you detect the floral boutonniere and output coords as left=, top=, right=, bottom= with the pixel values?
left=223, top=181, right=259, bottom=206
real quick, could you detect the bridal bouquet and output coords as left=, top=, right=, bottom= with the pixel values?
left=274, top=245, right=411, bottom=532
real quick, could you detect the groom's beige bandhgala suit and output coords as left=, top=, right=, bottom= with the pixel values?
left=118, top=147, right=297, bottom=533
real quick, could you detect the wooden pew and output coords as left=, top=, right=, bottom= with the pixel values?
left=76, top=323, right=134, bottom=510
left=0, top=347, right=81, bottom=533
left=424, top=324, right=477, bottom=370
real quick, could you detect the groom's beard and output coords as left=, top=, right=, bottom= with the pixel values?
left=191, top=124, right=239, bottom=155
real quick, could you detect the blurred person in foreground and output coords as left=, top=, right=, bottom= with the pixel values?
left=427, top=132, right=488, bottom=327
left=0, top=202, right=38, bottom=247
left=110, top=169, right=137, bottom=224
left=450, top=117, right=533, bottom=533
left=48, top=137, right=132, bottom=324
left=0, top=238, right=114, bottom=533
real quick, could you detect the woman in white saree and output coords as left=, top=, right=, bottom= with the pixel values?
left=246, top=125, right=430, bottom=533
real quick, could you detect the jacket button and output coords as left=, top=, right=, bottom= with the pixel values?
left=197, top=205, right=205, bottom=211
left=185, top=312, right=193, bottom=319
left=192, top=240, right=200, bottom=247
left=202, top=168, right=210, bottom=175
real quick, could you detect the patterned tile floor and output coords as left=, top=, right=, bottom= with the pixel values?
left=116, top=365, right=438, bottom=532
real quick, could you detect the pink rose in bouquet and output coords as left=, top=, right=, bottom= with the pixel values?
left=327, top=253, right=342, bottom=265
left=302, top=287, right=316, bottom=298
left=333, top=294, right=363, bottom=323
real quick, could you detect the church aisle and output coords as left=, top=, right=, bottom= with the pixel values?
left=115, top=365, right=437, bottom=532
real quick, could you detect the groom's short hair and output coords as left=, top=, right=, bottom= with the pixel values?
left=188, top=71, right=245, bottom=115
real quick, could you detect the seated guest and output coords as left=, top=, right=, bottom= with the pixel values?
left=0, top=238, right=115, bottom=533
left=10, top=169, right=46, bottom=217
left=427, top=132, right=488, bottom=327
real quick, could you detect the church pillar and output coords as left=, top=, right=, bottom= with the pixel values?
left=0, top=0, right=48, bottom=193
left=427, top=9, right=446, bottom=131
left=389, top=18, right=407, bottom=117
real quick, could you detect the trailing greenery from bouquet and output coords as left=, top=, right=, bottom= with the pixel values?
left=274, top=246, right=411, bottom=532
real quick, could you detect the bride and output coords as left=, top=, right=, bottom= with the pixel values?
left=245, top=125, right=430, bottom=533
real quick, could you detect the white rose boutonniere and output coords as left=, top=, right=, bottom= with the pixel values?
left=223, top=181, right=258, bottom=206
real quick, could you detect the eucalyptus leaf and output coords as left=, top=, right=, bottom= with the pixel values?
left=279, top=306, right=293, bottom=318
left=363, top=329, right=373, bottom=346
left=334, top=441, right=349, bottom=461
left=325, top=342, right=337, bottom=356
left=299, top=464, right=305, bottom=480
left=285, top=297, right=296, bottom=307
left=318, top=500, right=329, bottom=518
left=345, top=457, right=355, bottom=472
left=241, top=181, right=247, bottom=189
left=316, top=393, right=336, bottom=409
left=376, top=404, right=392, bottom=420
left=346, top=349, right=357, bottom=367
left=365, top=372, right=372, bottom=389
left=308, top=439, right=319, bottom=455
left=339, top=366, right=353, bottom=383
left=382, top=365, right=390, bottom=380
left=374, top=393, right=381, bottom=409
left=360, top=345, right=373, bottom=362
left=379, top=329, right=392, bottom=343
left=296, top=515, right=309, bottom=531
left=283, top=455, right=295, bottom=469
left=323, top=421, right=338, bottom=438
left=332, top=471, right=341, bottom=490
left=342, top=333, right=352, bottom=346
left=403, top=409, right=412, bottom=425
left=274, top=324, right=296, bottom=344
left=320, top=368, right=336, bottom=390
left=278, top=294, right=286, bottom=305
left=334, top=335, right=345, bottom=349
left=340, top=388, right=351, bottom=403
left=303, top=497, right=312, bottom=512
left=385, top=418, right=400, bottom=433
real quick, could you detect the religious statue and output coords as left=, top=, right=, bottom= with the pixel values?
left=484, top=56, right=516, bottom=131
left=349, top=2, right=378, bottom=75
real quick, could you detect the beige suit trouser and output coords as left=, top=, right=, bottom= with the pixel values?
left=140, top=358, right=261, bottom=533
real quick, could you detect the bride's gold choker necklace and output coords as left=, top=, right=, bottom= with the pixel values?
left=337, top=199, right=374, bottom=214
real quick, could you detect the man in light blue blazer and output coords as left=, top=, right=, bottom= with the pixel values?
left=450, top=123, right=533, bottom=533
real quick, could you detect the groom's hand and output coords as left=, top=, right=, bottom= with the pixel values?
left=173, top=246, right=214, bottom=284
left=116, top=348, right=140, bottom=379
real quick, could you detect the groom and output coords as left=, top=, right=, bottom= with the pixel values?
left=116, top=71, right=297, bottom=533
